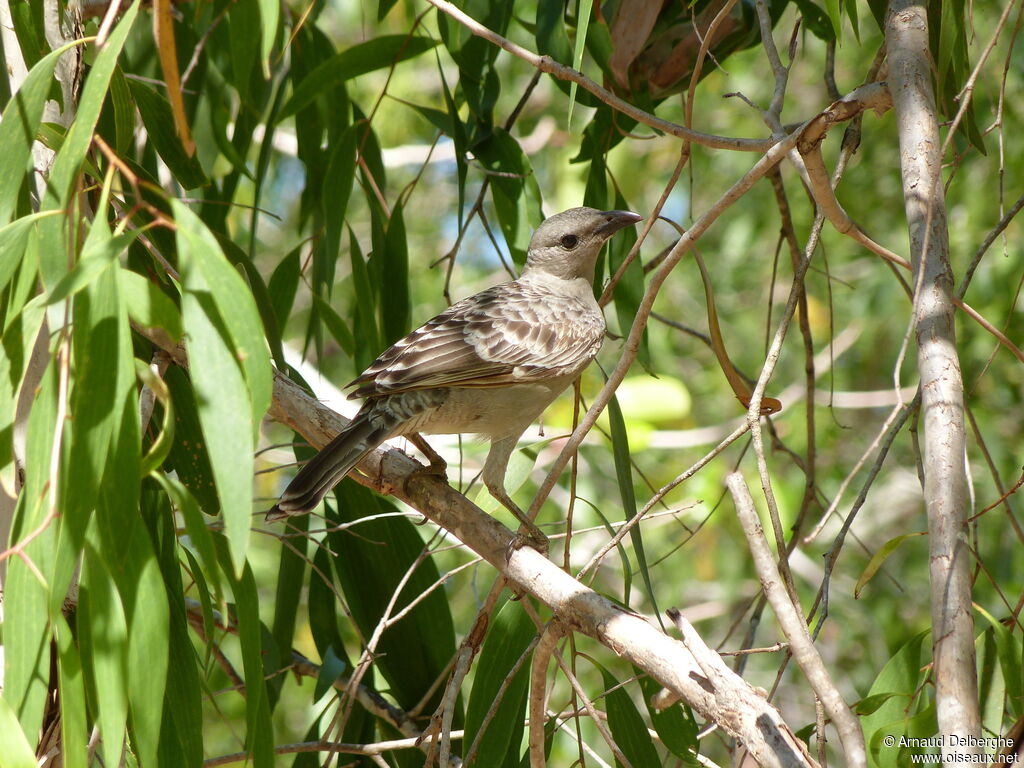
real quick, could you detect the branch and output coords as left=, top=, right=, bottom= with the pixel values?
left=255, top=363, right=818, bottom=767
left=423, top=0, right=770, bottom=153
left=886, top=1, right=982, bottom=758
left=124, top=308, right=821, bottom=767
left=727, top=472, right=866, bottom=768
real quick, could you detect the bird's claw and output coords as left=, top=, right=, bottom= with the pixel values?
left=504, top=522, right=549, bottom=561
left=403, top=456, right=449, bottom=497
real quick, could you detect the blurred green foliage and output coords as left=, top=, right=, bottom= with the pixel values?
left=0, top=0, right=1021, bottom=766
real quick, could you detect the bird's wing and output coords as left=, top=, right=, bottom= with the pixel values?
left=348, top=281, right=604, bottom=397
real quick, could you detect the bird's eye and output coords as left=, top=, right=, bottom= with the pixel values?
left=560, top=234, right=579, bottom=249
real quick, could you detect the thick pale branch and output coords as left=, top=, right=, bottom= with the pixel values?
left=886, top=0, right=981, bottom=756
left=262, top=369, right=815, bottom=768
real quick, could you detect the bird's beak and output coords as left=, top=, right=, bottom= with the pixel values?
left=597, top=210, right=643, bottom=238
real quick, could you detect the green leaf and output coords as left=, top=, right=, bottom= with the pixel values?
left=347, top=227, right=381, bottom=371
left=975, top=604, right=1023, bottom=717
left=326, top=483, right=457, bottom=713
left=213, top=233, right=285, bottom=377
left=465, top=601, right=534, bottom=765
left=566, top=0, right=593, bottom=127
left=975, top=625, right=1007, bottom=743
left=136, top=360, right=176, bottom=476
left=0, top=43, right=78, bottom=226
left=280, top=35, right=439, bottom=119
left=108, top=65, right=136, bottom=155
left=322, top=123, right=358, bottom=270
left=41, top=1, right=139, bottom=210
left=599, top=663, right=662, bottom=767
left=0, top=694, right=37, bottom=768
left=175, top=200, right=269, bottom=574
left=257, top=0, right=280, bottom=77
left=35, top=2, right=139, bottom=289
left=147, top=497, right=204, bottom=767
left=312, top=294, right=355, bottom=356
left=217, top=542, right=274, bottom=768
left=308, top=546, right=347, bottom=661
left=823, top=0, right=842, bottom=41
left=120, top=269, right=183, bottom=342
left=639, top=674, right=698, bottom=762
left=855, top=532, right=925, bottom=598
left=313, top=645, right=348, bottom=703
left=229, top=0, right=261, bottom=98
left=604, top=186, right=648, bottom=368
left=608, top=393, right=658, bottom=614
left=854, top=692, right=902, bottom=716
left=61, top=248, right=126, bottom=585
left=438, top=59, right=468, bottom=229
left=48, top=229, right=141, bottom=305
left=53, top=614, right=89, bottom=768
left=861, top=630, right=929, bottom=765
left=269, top=512, right=309, bottom=708
left=155, top=473, right=219, bottom=594
left=267, top=244, right=302, bottom=333
left=474, top=128, right=544, bottom=267
left=173, top=202, right=271, bottom=432
left=80, top=543, right=131, bottom=768
left=4, top=355, right=59, bottom=740
left=128, top=80, right=209, bottom=190
left=164, top=365, right=220, bottom=515
left=0, top=213, right=59, bottom=298
left=380, top=201, right=410, bottom=344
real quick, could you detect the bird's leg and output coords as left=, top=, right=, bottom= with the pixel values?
left=407, top=433, right=448, bottom=478
left=483, top=436, right=548, bottom=555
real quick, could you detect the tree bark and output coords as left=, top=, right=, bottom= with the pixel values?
left=886, top=1, right=982, bottom=759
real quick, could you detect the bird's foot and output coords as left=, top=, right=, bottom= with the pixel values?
left=505, top=520, right=549, bottom=560
left=408, top=434, right=448, bottom=480
left=403, top=456, right=449, bottom=498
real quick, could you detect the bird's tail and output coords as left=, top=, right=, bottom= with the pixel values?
left=266, top=404, right=400, bottom=519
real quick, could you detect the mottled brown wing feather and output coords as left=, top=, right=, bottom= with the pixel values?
left=348, top=281, right=604, bottom=398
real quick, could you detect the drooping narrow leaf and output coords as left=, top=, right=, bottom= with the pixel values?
left=120, top=269, right=183, bottom=342
left=326, top=483, right=457, bottom=713
left=280, top=35, right=439, bottom=119
left=566, top=0, right=594, bottom=126
left=267, top=244, right=302, bottom=335
left=0, top=694, right=37, bottom=768
left=380, top=201, right=410, bottom=344
left=53, top=610, right=87, bottom=768
left=174, top=202, right=271, bottom=426
left=217, top=542, right=274, bottom=767
left=146, top=490, right=204, bottom=766
left=174, top=200, right=268, bottom=574
left=229, top=0, right=261, bottom=99
left=257, top=0, right=280, bottom=76
left=128, top=79, right=208, bottom=189
left=4, top=354, right=59, bottom=740
left=268, top=510, right=309, bottom=708
left=598, top=663, right=662, bottom=768
left=38, top=1, right=140, bottom=286
left=0, top=43, right=80, bottom=226
left=322, top=124, right=358, bottom=269
left=607, top=393, right=658, bottom=617
left=79, top=543, right=131, bottom=768
left=465, top=600, right=534, bottom=765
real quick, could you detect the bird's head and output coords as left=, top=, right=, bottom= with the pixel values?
left=522, top=207, right=643, bottom=282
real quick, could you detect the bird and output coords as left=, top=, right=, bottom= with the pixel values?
left=268, top=207, right=643, bottom=547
